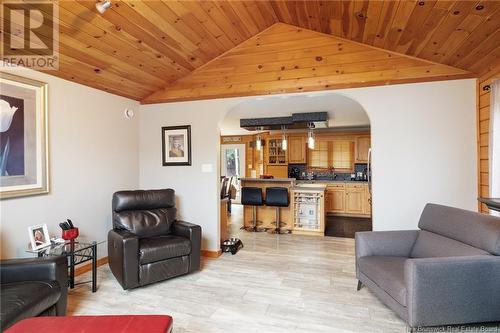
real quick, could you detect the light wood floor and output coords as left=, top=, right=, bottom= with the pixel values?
left=69, top=205, right=497, bottom=332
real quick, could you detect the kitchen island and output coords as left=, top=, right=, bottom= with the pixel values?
left=240, top=178, right=295, bottom=232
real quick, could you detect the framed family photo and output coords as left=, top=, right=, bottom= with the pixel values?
left=0, top=73, right=49, bottom=199
left=162, top=125, right=191, bottom=166
left=28, top=223, right=51, bottom=250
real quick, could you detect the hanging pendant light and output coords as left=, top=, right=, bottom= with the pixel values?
left=96, top=0, right=112, bottom=14
left=307, top=123, right=315, bottom=149
left=256, top=127, right=263, bottom=151
left=281, top=125, right=287, bottom=151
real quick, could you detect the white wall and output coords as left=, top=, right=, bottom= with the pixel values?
left=0, top=68, right=140, bottom=258
left=139, top=99, right=241, bottom=251
left=139, top=79, right=477, bottom=251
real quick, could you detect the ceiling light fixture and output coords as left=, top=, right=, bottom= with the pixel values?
left=307, top=123, right=315, bottom=149
left=256, top=127, right=263, bottom=151
left=281, top=125, right=287, bottom=151
left=96, top=0, right=112, bottom=14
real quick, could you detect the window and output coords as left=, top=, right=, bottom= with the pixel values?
left=309, top=141, right=328, bottom=168
left=332, top=141, right=354, bottom=171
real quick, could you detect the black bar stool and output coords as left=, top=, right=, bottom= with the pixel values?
left=265, top=187, right=290, bottom=234
left=241, top=187, right=265, bottom=232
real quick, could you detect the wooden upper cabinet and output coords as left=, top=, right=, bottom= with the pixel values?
left=267, top=137, right=287, bottom=165
left=356, top=136, right=371, bottom=163
left=288, top=136, right=306, bottom=164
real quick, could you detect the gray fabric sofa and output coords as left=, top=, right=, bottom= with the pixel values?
left=355, top=203, right=500, bottom=329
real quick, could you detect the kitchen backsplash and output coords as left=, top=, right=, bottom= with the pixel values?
left=289, top=163, right=368, bottom=181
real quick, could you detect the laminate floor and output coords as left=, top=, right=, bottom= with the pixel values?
left=68, top=205, right=499, bottom=332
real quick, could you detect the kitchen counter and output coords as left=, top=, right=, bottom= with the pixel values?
left=240, top=178, right=294, bottom=231
left=293, top=184, right=327, bottom=192
left=296, top=180, right=368, bottom=184
left=240, top=177, right=295, bottom=183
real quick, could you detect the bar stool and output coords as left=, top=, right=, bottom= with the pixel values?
left=241, top=187, right=265, bottom=232
left=265, top=187, right=290, bottom=234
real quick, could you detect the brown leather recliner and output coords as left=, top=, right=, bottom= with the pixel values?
left=108, top=189, right=201, bottom=290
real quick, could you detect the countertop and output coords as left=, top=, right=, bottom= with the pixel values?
left=296, top=180, right=368, bottom=184
left=240, top=178, right=295, bottom=182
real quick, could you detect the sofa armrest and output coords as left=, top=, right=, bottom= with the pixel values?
left=172, top=220, right=201, bottom=272
left=355, top=230, right=419, bottom=259
left=108, top=229, right=139, bottom=290
left=0, top=256, right=68, bottom=315
left=405, top=255, right=500, bottom=328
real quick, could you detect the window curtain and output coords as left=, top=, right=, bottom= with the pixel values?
left=490, top=79, right=500, bottom=216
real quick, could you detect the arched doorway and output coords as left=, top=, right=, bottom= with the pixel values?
left=218, top=92, right=373, bottom=243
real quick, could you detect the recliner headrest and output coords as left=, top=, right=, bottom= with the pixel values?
left=113, top=189, right=175, bottom=212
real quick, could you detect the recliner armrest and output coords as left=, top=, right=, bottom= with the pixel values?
left=108, top=229, right=139, bottom=290
left=0, top=256, right=68, bottom=315
left=172, top=220, right=201, bottom=272
left=405, top=255, right=500, bottom=328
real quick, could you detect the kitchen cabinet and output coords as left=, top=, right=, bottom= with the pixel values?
left=288, top=136, right=306, bottom=164
left=356, top=136, right=371, bottom=163
left=325, top=183, right=370, bottom=216
left=267, top=137, right=287, bottom=165
left=345, top=184, right=364, bottom=214
left=363, top=185, right=372, bottom=215
left=326, top=184, right=345, bottom=214
left=266, top=165, right=288, bottom=178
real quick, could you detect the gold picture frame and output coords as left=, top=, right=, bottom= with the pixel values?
left=0, top=72, right=49, bottom=199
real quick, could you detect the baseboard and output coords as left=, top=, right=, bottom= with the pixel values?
left=75, top=257, right=108, bottom=276
left=201, top=250, right=222, bottom=258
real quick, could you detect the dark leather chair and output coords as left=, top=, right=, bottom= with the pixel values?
left=241, top=187, right=265, bottom=232
left=0, top=256, right=68, bottom=331
left=265, top=187, right=290, bottom=234
left=108, top=189, right=201, bottom=290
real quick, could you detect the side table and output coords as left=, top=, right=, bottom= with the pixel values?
left=27, top=239, right=105, bottom=292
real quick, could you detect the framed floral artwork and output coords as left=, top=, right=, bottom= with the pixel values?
left=0, top=73, right=49, bottom=199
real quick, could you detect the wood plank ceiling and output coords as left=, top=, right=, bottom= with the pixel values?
left=22, top=1, right=500, bottom=102
left=143, top=23, right=470, bottom=103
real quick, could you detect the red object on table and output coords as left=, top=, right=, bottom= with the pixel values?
left=5, top=315, right=173, bottom=333
left=62, top=227, right=79, bottom=240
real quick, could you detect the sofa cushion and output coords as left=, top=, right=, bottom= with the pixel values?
left=357, top=256, right=407, bottom=306
left=418, top=203, right=500, bottom=255
left=0, top=281, right=61, bottom=330
left=139, top=235, right=191, bottom=264
left=410, top=230, right=490, bottom=258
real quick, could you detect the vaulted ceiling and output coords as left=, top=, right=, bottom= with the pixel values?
left=31, top=1, right=500, bottom=102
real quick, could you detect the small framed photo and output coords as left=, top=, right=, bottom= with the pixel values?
left=28, top=224, right=51, bottom=250
left=162, top=125, right=191, bottom=166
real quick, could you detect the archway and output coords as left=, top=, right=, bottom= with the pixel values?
left=218, top=92, right=373, bottom=243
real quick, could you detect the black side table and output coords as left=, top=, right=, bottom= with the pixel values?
left=27, top=239, right=104, bottom=292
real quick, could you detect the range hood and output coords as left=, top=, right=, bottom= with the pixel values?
left=240, top=112, right=328, bottom=131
